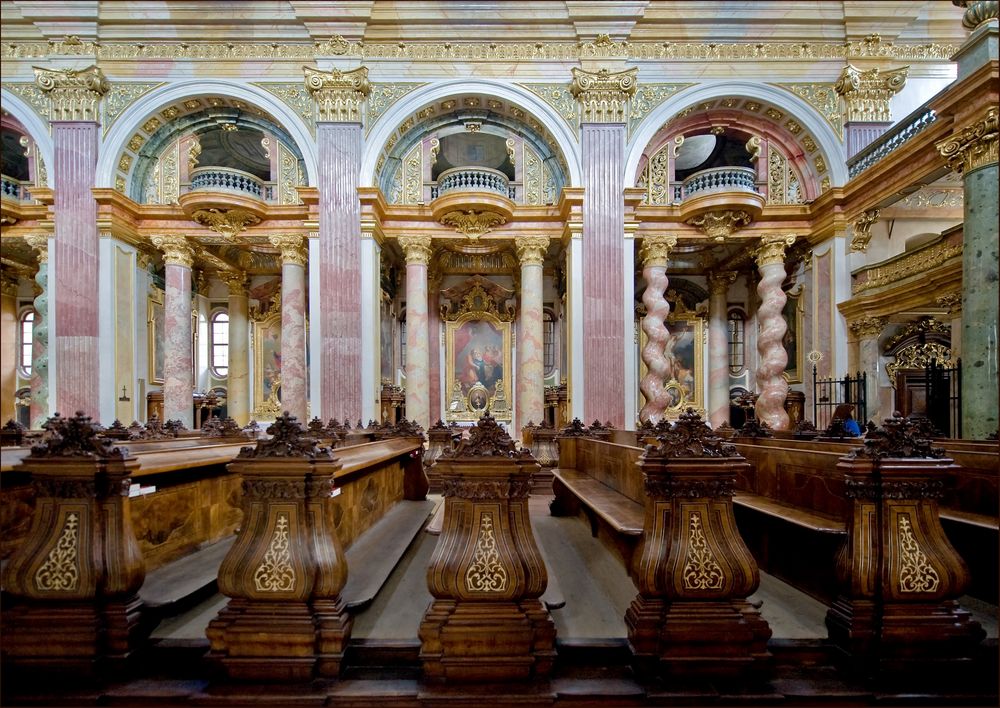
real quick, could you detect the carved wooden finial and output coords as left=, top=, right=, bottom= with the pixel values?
left=237, top=411, right=332, bottom=460
left=849, top=413, right=946, bottom=460
left=558, top=418, right=588, bottom=437
left=31, top=411, right=126, bottom=460
left=644, top=408, right=739, bottom=459
left=442, top=412, right=528, bottom=459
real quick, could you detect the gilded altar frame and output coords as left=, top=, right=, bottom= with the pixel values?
left=252, top=310, right=282, bottom=420
left=637, top=295, right=705, bottom=419
left=782, top=284, right=804, bottom=384
left=147, top=286, right=165, bottom=385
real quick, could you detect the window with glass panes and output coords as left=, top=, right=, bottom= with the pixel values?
left=728, top=309, right=745, bottom=375
left=543, top=308, right=555, bottom=376
left=19, top=310, right=34, bottom=377
left=211, top=311, right=229, bottom=377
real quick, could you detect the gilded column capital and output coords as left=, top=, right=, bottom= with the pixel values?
left=953, top=0, right=999, bottom=31
left=935, top=291, right=963, bottom=315
left=638, top=234, right=677, bottom=267
left=514, top=236, right=550, bottom=267
left=849, top=315, right=888, bottom=339
left=151, top=234, right=195, bottom=268
left=708, top=271, right=738, bottom=295
left=269, top=234, right=307, bottom=267
left=32, top=65, right=108, bottom=122
left=849, top=208, right=880, bottom=253
left=220, top=270, right=248, bottom=296
left=753, top=234, right=796, bottom=268
left=569, top=67, right=637, bottom=123
left=936, top=106, right=998, bottom=174
left=303, top=66, right=370, bottom=123
left=25, top=234, right=49, bottom=263
left=399, top=235, right=434, bottom=266
left=834, top=64, right=908, bottom=122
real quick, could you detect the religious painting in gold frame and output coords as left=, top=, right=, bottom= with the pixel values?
left=147, top=286, right=165, bottom=385
left=782, top=284, right=804, bottom=384
left=252, top=310, right=282, bottom=420
left=445, top=307, right=513, bottom=423
left=637, top=294, right=705, bottom=419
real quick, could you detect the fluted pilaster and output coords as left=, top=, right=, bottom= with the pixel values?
left=516, top=236, right=549, bottom=430
left=400, top=235, right=432, bottom=431
left=152, top=235, right=194, bottom=427
left=753, top=235, right=795, bottom=430
left=638, top=234, right=677, bottom=424
left=270, top=235, right=308, bottom=421
left=708, top=272, right=737, bottom=428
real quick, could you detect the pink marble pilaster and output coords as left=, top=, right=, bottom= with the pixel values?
left=153, top=235, right=194, bottom=428
left=428, top=287, right=441, bottom=421
left=754, top=235, right=795, bottom=430
left=708, top=272, right=736, bottom=428
left=399, top=236, right=432, bottom=431
left=516, top=237, right=549, bottom=430
left=637, top=235, right=676, bottom=424
left=271, top=235, right=308, bottom=421
left=814, top=251, right=833, bottom=379
left=581, top=123, right=626, bottom=427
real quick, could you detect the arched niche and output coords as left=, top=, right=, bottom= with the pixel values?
left=0, top=91, right=53, bottom=188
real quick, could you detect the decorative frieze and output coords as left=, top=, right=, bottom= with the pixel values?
left=834, top=64, right=908, bottom=123
left=269, top=233, right=307, bottom=267
left=935, top=292, right=962, bottom=315
left=850, top=208, right=880, bottom=253
left=33, top=65, right=108, bottom=122
left=303, top=66, right=371, bottom=123
left=936, top=106, right=998, bottom=174
left=151, top=234, right=194, bottom=268
left=851, top=239, right=962, bottom=294
left=570, top=67, right=638, bottom=123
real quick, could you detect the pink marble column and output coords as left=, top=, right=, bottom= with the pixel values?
left=428, top=286, right=442, bottom=421
left=754, top=235, right=795, bottom=430
left=399, top=236, right=432, bottom=431
left=152, top=235, right=194, bottom=428
left=221, top=272, right=250, bottom=425
left=270, top=235, right=308, bottom=421
left=516, top=236, right=549, bottom=429
left=637, top=235, right=676, bottom=424
left=708, top=271, right=737, bottom=428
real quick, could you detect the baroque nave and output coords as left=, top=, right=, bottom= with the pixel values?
left=0, top=1, right=997, bottom=705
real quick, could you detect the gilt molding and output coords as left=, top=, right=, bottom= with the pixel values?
left=151, top=234, right=194, bottom=268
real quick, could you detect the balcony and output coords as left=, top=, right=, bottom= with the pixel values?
left=177, top=167, right=270, bottom=233
left=1, top=174, right=30, bottom=202
left=680, top=166, right=758, bottom=200
left=432, top=166, right=515, bottom=200
left=430, top=166, right=516, bottom=239
left=187, top=167, right=271, bottom=201
left=677, top=167, right=765, bottom=241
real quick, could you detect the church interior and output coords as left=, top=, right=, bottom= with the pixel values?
left=0, top=1, right=998, bottom=705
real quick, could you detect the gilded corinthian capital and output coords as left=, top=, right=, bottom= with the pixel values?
left=514, top=236, right=550, bottom=267
left=638, top=234, right=677, bottom=267
left=398, top=235, right=434, bottom=266
left=303, top=66, right=371, bottom=122
left=936, top=106, right=998, bottom=174
left=33, top=65, right=108, bottom=122
left=834, top=64, right=908, bottom=122
left=151, top=234, right=194, bottom=268
left=570, top=67, right=637, bottom=123
left=269, top=234, right=307, bottom=267
left=754, top=234, right=796, bottom=267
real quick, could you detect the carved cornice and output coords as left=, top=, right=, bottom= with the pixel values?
left=936, top=106, right=998, bottom=174
left=570, top=67, right=637, bottom=123
left=708, top=271, right=737, bottom=295
left=191, top=208, right=261, bottom=239
left=954, top=0, right=1000, bottom=31
left=834, top=64, right=908, bottom=123
left=220, top=270, right=247, bottom=296
left=399, top=235, right=434, bottom=266
left=151, top=234, right=194, bottom=268
left=268, top=234, right=306, bottom=267
left=303, top=66, right=370, bottom=123
left=439, top=210, right=506, bottom=239
left=753, top=234, right=796, bottom=267
left=849, top=208, right=880, bottom=253
left=686, top=210, right=752, bottom=242
left=25, top=234, right=49, bottom=264
left=514, top=236, right=550, bottom=267
left=32, top=65, right=108, bottom=122
left=638, top=234, right=677, bottom=268
left=849, top=315, right=888, bottom=339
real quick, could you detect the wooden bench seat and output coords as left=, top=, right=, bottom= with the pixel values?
left=552, top=467, right=644, bottom=537
left=939, top=507, right=1000, bottom=531
left=733, top=493, right=846, bottom=535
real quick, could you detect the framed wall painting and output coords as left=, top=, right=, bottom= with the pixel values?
left=637, top=298, right=705, bottom=419
left=147, top=286, right=165, bottom=385
left=445, top=311, right=513, bottom=422
left=252, top=311, right=282, bottom=419
left=782, top=284, right=804, bottom=384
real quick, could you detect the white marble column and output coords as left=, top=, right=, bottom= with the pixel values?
left=849, top=316, right=888, bottom=424
left=515, top=236, right=549, bottom=430
left=708, top=271, right=737, bottom=428
left=637, top=234, right=676, bottom=424
left=753, top=235, right=795, bottom=430
left=399, top=235, right=432, bottom=431
left=25, top=236, right=49, bottom=428
left=152, top=235, right=194, bottom=428
left=221, top=271, right=250, bottom=424
left=270, top=234, right=308, bottom=422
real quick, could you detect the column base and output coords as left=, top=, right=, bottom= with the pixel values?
left=419, top=599, right=555, bottom=683
left=626, top=597, right=772, bottom=680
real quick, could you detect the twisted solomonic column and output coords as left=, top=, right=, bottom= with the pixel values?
left=638, top=234, right=677, bottom=424
left=753, top=235, right=796, bottom=430
left=26, top=236, right=49, bottom=429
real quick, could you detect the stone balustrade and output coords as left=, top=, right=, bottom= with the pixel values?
left=680, top=166, right=759, bottom=200
left=432, top=166, right=514, bottom=199
left=0, top=174, right=30, bottom=201
left=187, top=166, right=270, bottom=201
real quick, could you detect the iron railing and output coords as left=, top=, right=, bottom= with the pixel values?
left=925, top=359, right=961, bottom=438
left=813, top=366, right=867, bottom=430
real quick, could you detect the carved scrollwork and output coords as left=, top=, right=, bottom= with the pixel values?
left=643, top=408, right=738, bottom=459
left=441, top=413, right=529, bottom=459
left=848, top=413, right=946, bottom=460
left=237, top=411, right=332, bottom=460
left=242, top=478, right=308, bottom=500
left=441, top=478, right=533, bottom=500
left=30, top=412, right=127, bottom=460
left=644, top=477, right=735, bottom=500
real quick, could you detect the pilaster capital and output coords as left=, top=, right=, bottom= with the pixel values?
left=708, top=270, right=738, bottom=295
left=303, top=66, right=370, bottom=123
left=569, top=67, right=637, bottom=123
left=753, top=234, right=796, bottom=268
left=849, top=208, right=880, bottom=253
left=849, top=315, right=888, bottom=339
left=220, top=270, right=248, bottom=296
left=834, top=64, right=908, bottom=123
left=514, top=236, right=550, bottom=267
left=935, top=291, right=963, bottom=315
left=936, top=106, right=998, bottom=175
left=399, top=235, right=434, bottom=266
left=269, top=234, right=307, bottom=267
left=638, top=234, right=677, bottom=268
left=25, top=234, right=49, bottom=263
left=33, top=65, right=108, bottom=122
left=151, top=234, right=194, bottom=268
left=953, top=0, right=999, bottom=31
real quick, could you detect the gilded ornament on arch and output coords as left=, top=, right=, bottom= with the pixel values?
left=628, top=83, right=693, bottom=136
left=142, top=116, right=162, bottom=134
left=102, top=82, right=164, bottom=135
left=886, top=342, right=954, bottom=383
left=2, top=82, right=51, bottom=120
left=251, top=82, right=316, bottom=134
left=770, top=83, right=843, bottom=139
left=191, top=207, right=261, bottom=239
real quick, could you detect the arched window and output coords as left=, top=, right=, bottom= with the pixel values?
left=210, top=310, right=229, bottom=377
left=543, top=308, right=556, bottom=376
left=728, top=309, right=745, bottom=375
left=18, top=310, right=34, bottom=378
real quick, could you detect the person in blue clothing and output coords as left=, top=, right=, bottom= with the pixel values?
left=832, top=403, right=862, bottom=436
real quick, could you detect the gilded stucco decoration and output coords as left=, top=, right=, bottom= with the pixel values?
left=848, top=315, right=888, bottom=339
left=192, top=208, right=262, bottom=239
left=628, top=83, right=694, bottom=137
left=518, top=83, right=579, bottom=132
left=398, top=141, right=423, bottom=204
left=570, top=67, right=638, bottom=123
left=849, top=208, right=880, bottom=253
left=522, top=142, right=544, bottom=205
left=898, top=189, right=963, bottom=209
left=366, top=83, right=428, bottom=135
left=103, top=82, right=164, bottom=136
left=851, top=240, right=962, bottom=294
left=886, top=342, right=954, bottom=383
left=687, top=210, right=752, bottom=242
left=303, top=66, right=371, bottom=123
left=252, top=82, right=316, bottom=135
left=771, top=83, right=843, bottom=139
left=2, top=82, right=50, bottom=120
left=440, top=210, right=506, bottom=239
left=835, top=64, right=909, bottom=123
left=33, top=65, right=108, bottom=122
left=936, top=106, right=999, bottom=174
left=767, top=148, right=803, bottom=205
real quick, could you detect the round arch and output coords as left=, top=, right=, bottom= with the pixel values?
left=96, top=79, right=318, bottom=189
left=0, top=89, right=54, bottom=187
left=625, top=82, right=846, bottom=189
left=361, top=79, right=582, bottom=188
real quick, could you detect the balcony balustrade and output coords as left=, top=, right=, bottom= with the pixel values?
left=679, top=166, right=759, bottom=200
left=0, top=174, right=30, bottom=202
left=432, top=166, right=515, bottom=200
left=187, top=167, right=271, bottom=201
